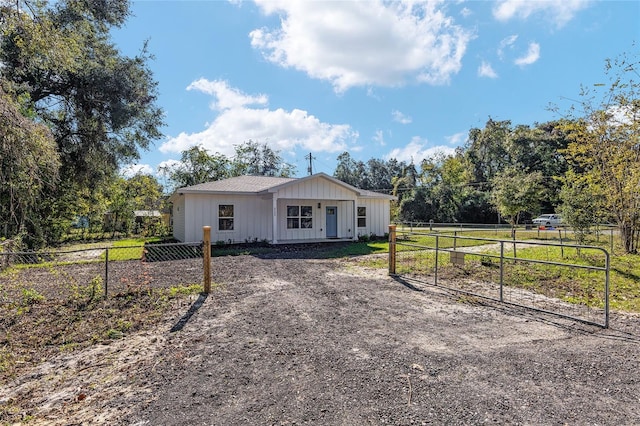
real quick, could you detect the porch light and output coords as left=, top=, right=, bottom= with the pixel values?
left=318, top=203, right=321, bottom=209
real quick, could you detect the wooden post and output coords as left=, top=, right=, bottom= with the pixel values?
left=388, top=225, right=396, bottom=275
left=203, top=226, right=211, bottom=293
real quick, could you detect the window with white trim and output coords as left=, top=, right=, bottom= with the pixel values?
left=218, top=204, right=234, bottom=231
left=357, top=206, right=366, bottom=227
left=287, top=205, right=313, bottom=229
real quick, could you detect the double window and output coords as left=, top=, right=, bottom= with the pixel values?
left=287, top=205, right=313, bottom=229
left=357, top=206, right=367, bottom=227
left=218, top=204, right=234, bottom=231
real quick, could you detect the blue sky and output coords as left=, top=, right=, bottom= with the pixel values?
left=114, top=0, right=639, bottom=180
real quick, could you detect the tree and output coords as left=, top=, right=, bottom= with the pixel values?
left=490, top=167, right=545, bottom=231
left=0, top=85, right=59, bottom=244
left=558, top=170, right=602, bottom=245
left=230, top=140, right=295, bottom=177
left=557, top=51, right=640, bottom=253
left=159, top=146, right=230, bottom=190
left=0, top=0, right=164, bottom=245
left=334, top=152, right=364, bottom=187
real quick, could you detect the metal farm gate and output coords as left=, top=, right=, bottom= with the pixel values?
left=388, top=226, right=610, bottom=328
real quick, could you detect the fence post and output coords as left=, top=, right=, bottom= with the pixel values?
left=203, top=226, right=211, bottom=293
left=499, top=242, right=504, bottom=302
left=453, top=231, right=457, bottom=251
left=104, top=248, right=109, bottom=299
left=388, top=225, right=396, bottom=275
left=434, top=235, right=439, bottom=286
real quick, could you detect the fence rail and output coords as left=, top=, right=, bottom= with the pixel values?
left=0, top=242, right=205, bottom=302
left=388, top=226, right=610, bottom=328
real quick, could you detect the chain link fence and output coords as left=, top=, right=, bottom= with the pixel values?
left=0, top=242, right=205, bottom=304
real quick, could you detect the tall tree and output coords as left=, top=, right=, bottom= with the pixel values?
left=0, top=85, right=59, bottom=243
left=230, top=140, right=296, bottom=177
left=0, top=0, right=164, bottom=245
left=557, top=51, right=640, bottom=253
left=160, top=146, right=230, bottom=190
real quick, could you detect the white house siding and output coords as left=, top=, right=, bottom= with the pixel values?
left=183, top=194, right=272, bottom=243
left=274, top=175, right=356, bottom=201
left=277, top=199, right=355, bottom=241
left=172, top=196, right=186, bottom=242
left=357, top=198, right=391, bottom=238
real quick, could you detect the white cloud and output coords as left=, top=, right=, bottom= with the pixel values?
left=250, top=0, right=474, bottom=92
left=160, top=79, right=358, bottom=156
left=373, top=129, right=386, bottom=146
left=460, top=7, right=472, bottom=18
left=445, top=131, right=467, bottom=145
left=493, top=0, right=590, bottom=28
left=187, top=78, right=268, bottom=110
left=120, top=163, right=154, bottom=177
left=498, top=34, right=518, bottom=59
left=392, top=110, right=412, bottom=124
left=478, top=61, right=498, bottom=78
left=515, top=42, right=540, bottom=66
left=385, top=137, right=455, bottom=164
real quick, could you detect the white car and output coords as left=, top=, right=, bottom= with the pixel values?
left=532, top=214, right=563, bottom=226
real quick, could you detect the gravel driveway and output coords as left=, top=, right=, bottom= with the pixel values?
left=4, top=254, right=639, bottom=424
left=128, top=255, right=639, bottom=425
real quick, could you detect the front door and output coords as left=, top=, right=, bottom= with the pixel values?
left=326, top=206, right=337, bottom=238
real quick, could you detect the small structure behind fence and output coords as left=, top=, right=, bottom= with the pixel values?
left=388, top=225, right=610, bottom=328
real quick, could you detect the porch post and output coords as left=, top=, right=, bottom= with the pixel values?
left=272, top=195, right=278, bottom=244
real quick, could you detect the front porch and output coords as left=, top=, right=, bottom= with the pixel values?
left=272, top=237, right=356, bottom=245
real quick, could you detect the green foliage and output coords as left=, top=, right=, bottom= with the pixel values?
left=558, top=170, right=602, bottom=245
left=0, top=0, right=164, bottom=247
left=557, top=50, right=640, bottom=253
left=0, top=86, right=60, bottom=245
left=490, top=167, right=545, bottom=226
left=161, top=141, right=296, bottom=192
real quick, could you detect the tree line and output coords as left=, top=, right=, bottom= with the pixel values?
left=1, top=1, right=638, bottom=252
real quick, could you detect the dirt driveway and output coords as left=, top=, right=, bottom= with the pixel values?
left=4, top=254, right=640, bottom=424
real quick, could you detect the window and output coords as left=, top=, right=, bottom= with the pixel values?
left=357, top=206, right=366, bottom=227
left=287, top=205, right=313, bottom=229
left=218, top=204, right=234, bottom=231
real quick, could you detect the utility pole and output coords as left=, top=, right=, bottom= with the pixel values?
left=305, top=152, right=315, bottom=176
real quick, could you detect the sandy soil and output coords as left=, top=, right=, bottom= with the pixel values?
left=2, top=254, right=639, bottom=425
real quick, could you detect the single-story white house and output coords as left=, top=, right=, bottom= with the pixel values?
left=168, top=173, right=396, bottom=244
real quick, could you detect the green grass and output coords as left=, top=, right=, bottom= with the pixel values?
left=386, top=236, right=640, bottom=313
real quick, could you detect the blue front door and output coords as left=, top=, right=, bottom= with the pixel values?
left=326, top=206, right=337, bottom=238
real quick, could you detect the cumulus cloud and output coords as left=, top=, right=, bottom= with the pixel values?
left=493, top=0, right=590, bottom=28
left=392, top=110, right=412, bottom=124
left=250, top=0, right=474, bottom=92
left=478, top=61, right=498, bottom=78
left=159, top=79, right=358, bottom=156
left=120, top=163, right=154, bottom=177
left=385, top=137, right=455, bottom=164
left=515, top=42, right=540, bottom=66
left=445, top=131, right=467, bottom=145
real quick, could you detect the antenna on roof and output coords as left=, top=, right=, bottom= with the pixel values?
left=305, top=152, right=315, bottom=176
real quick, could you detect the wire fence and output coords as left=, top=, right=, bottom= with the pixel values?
left=0, top=242, right=204, bottom=304
left=389, top=228, right=610, bottom=328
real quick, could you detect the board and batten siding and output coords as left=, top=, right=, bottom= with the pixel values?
left=183, top=194, right=272, bottom=243
left=277, top=199, right=355, bottom=241
left=357, top=198, right=391, bottom=238
left=274, top=176, right=356, bottom=201
left=172, top=196, right=186, bottom=242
